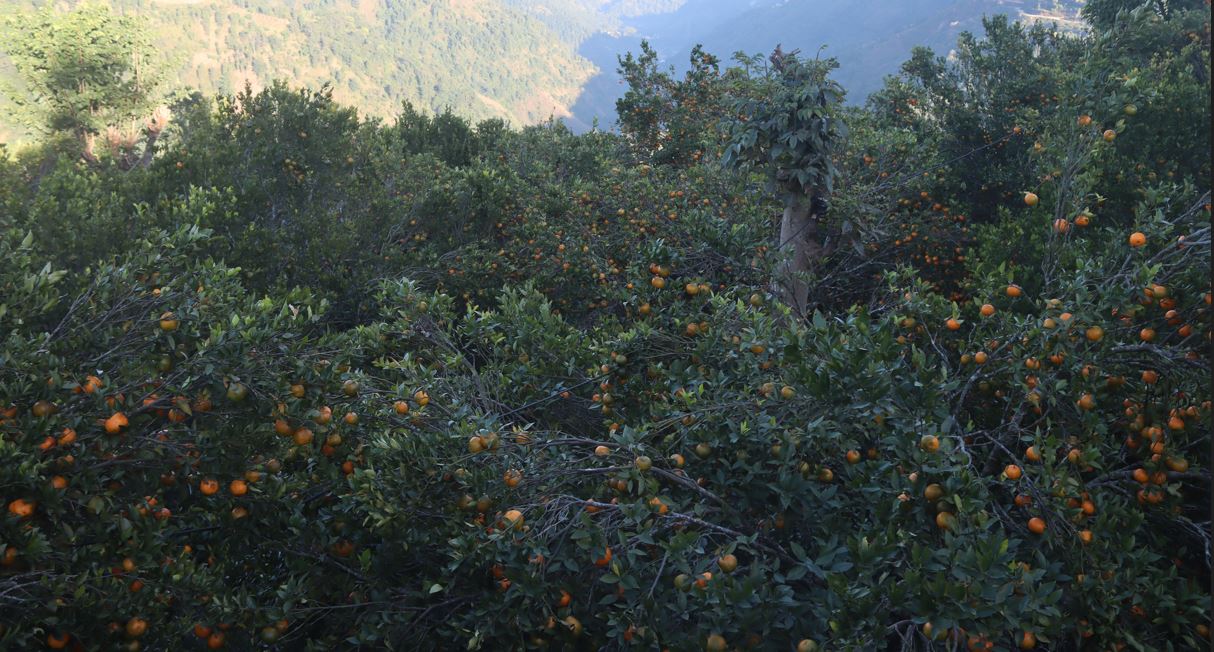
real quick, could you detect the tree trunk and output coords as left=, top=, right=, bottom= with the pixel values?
left=773, top=192, right=823, bottom=318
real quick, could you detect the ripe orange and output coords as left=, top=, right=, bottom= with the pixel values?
left=846, top=450, right=861, bottom=464
left=199, top=479, right=219, bottom=496
left=293, top=428, right=314, bottom=446
left=1085, top=326, right=1104, bottom=341
left=503, top=509, right=524, bottom=530
left=1004, top=464, right=1022, bottom=480
left=104, top=412, right=130, bottom=435
left=919, top=434, right=940, bottom=453
left=1025, top=446, right=1041, bottom=462
left=393, top=400, right=409, bottom=415
left=945, top=318, right=961, bottom=331
left=1023, top=192, right=1039, bottom=207
left=1103, top=129, right=1116, bottom=142
left=706, top=634, right=727, bottom=652
left=1027, top=517, right=1046, bottom=535
left=7, top=498, right=35, bottom=518
left=594, top=546, right=612, bottom=567
left=1020, top=631, right=1038, bottom=649
left=229, top=480, right=248, bottom=497
left=1006, top=285, right=1022, bottom=298
left=979, top=303, right=995, bottom=317
left=1129, top=232, right=1146, bottom=247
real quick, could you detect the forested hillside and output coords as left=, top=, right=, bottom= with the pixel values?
left=1, top=0, right=599, bottom=141
left=0, top=0, right=1210, bottom=650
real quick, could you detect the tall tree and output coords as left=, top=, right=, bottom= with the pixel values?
left=722, top=49, right=846, bottom=317
left=1, top=4, right=166, bottom=163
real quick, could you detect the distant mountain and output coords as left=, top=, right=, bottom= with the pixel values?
left=0, top=0, right=1083, bottom=143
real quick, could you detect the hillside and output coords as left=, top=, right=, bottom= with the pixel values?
left=0, top=0, right=600, bottom=142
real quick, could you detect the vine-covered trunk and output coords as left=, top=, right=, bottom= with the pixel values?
left=774, top=193, right=823, bottom=318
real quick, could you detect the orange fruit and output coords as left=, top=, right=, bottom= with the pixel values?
left=1006, top=285, right=1022, bottom=298
left=1020, top=631, right=1037, bottom=649
left=125, top=618, right=148, bottom=638
left=594, top=546, right=612, bottom=567
left=1085, top=326, right=1104, bottom=341
left=7, top=498, right=34, bottom=518
left=945, top=318, right=961, bottom=331
left=199, top=479, right=219, bottom=496
left=717, top=553, right=738, bottom=573
left=159, top=312, right=180, bottom=331
left=503, top=509, right=524, bottom=530
left=979, top=303, right=995, bottom=317
left=1129, top=232, right=1146, bottom=247
left=1004, top=464, right=1022, bottom=480
left=1027, top=517, right=1046, bottom=535
left=1023, top=192, right=1039, bottom=206
left=104, top=412, right=130, bottom=435
left=1025, top=446, right=1041, bottom=462
left=229, top=480, right=248, bottom=496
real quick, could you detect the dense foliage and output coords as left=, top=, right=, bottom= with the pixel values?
left=0, top=2, right=1209, bottom=650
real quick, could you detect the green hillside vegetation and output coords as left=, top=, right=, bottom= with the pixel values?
left=0, top=0, right=1209, bottom=649
left=1, top=0, right=599, bottom=142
